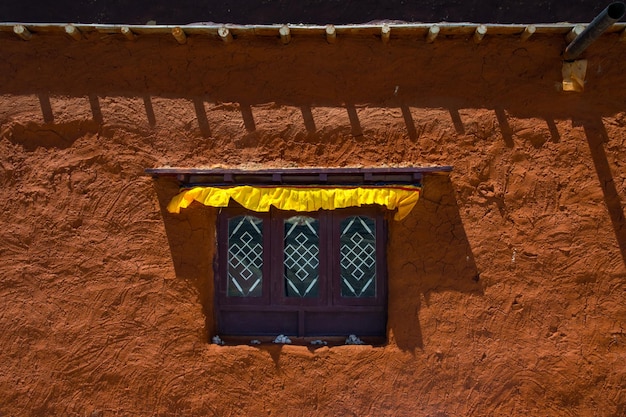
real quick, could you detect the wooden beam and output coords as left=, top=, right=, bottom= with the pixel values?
left=172, top=27, right=187, bottom=44
left=426, top=25, right=440, bottom=43
left=381, top=24, right=390, bottom=43
left=326, top=24, right=337, bottom=43
left=5, top=22, right=625, bottom=44
left=120, top=26, right=136, bottom=41
left=473, top=24, right=487, bottom=43
left=562, top=59, right=587, bottom=92
left=566, top=24, right=585, bottom=42
left=218, top=26, right=233, bottom=43
left=520, top=25, right=536, bottom=41
left=13, top=24, right=32, bottom=40
left=620, top=28, right=626, bottom=41
left=279, top=24, right=291, bottom=44
left=65, top=24, right=82, bottom=41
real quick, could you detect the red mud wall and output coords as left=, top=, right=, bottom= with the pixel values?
left=0, top=31, right=625, bottom=416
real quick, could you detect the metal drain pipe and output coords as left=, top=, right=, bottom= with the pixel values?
left=563, top=2, right=625, bottom=61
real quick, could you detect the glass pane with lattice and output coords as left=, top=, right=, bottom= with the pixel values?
left=284, top=216, right=320, bottom=298
left=227, top=215, right=263, bottom=297
left=340, top=216, right=376, bottom=297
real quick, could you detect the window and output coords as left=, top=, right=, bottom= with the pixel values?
left=216, top=206, right=387, bottom=338
left=146, top=166, right=453, bottom=341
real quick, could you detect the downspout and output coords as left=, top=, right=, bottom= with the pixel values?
left=561, top=2, right=625, bottom=91
left=563, top=2, right=625, bottom=61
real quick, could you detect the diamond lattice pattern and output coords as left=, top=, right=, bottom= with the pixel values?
left=284, top=216, right=320, bottom=298
left=227, top=216, right=263, bottom=297
left=340, top=216, right=376, bottom=297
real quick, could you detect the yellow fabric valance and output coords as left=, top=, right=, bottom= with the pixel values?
left=167, top=185, right=421, bottom=221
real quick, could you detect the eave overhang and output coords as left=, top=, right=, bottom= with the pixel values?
left=3, top=22, right=626, bottom=43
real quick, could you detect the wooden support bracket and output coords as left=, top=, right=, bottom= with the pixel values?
left=13, top=24, right=32, bottom=40
left=381, top=24, right=390, bottom=43
left=65, top=24, right=82, bottom=41
left=426, top=25, right=440, bottom=43
left=279, top=25, right=291, bottom=44
left=218, top=26, right=233, bottom=43
left=121, top=26, right=136, bottom=41
left=520, top=25, right=536, bottom=41
left=566, top=24, right=585, bottom=42
left=562, top=59, right=588, bottom=92
left=172, top=27, right=187, bottom=44
left=473, top=25, right=487, bottom=43
left=326, top=24, right=337, bottom=43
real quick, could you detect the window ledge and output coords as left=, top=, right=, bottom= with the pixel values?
left=146, top=166, right=453, bottom=187
left=214, top=335, right=386, bottom=347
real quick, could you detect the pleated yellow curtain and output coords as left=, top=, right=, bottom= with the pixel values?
left=167, top=185, right=421, bottom=221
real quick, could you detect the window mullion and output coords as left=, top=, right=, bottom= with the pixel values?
left=269, top=210, right=280, bottom=306
left=261, top=212, right=272, bottom=305
left=379, top=214, right=388, bottom=308
left=327, top=211, right=336, bottom=307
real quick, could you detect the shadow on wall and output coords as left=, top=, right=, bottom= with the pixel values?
left=388, top=175, right=483, bottom=351
left=15, top=91, right=566, bottom=149
left=3, top=35, right=626, bottom=324
left=152, top=177, right=217, bottom=340
left=580, top=116, right=626, bottom=267
left=0, top=32, right=615, bottom=131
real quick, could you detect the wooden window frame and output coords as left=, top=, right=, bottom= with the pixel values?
left=215, top=206, right=387, bottom=339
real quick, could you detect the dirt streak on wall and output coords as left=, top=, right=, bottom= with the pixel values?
left=0, top=30, right=625, bottom=416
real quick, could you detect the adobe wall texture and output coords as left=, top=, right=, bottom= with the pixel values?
left=0, top=30, right=625, bottom=416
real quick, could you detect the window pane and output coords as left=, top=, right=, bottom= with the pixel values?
left=227, top=215, right=263, bottom=297
left=284, top=216, right=320, bottom=298
left=340, top=216, right=376, bottom=298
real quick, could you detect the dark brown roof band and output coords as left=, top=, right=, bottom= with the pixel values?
left=145, top=166, right=453, bottom=187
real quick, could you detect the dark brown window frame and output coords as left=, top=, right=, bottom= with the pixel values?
left=216, top=206, right=388, bottom=338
